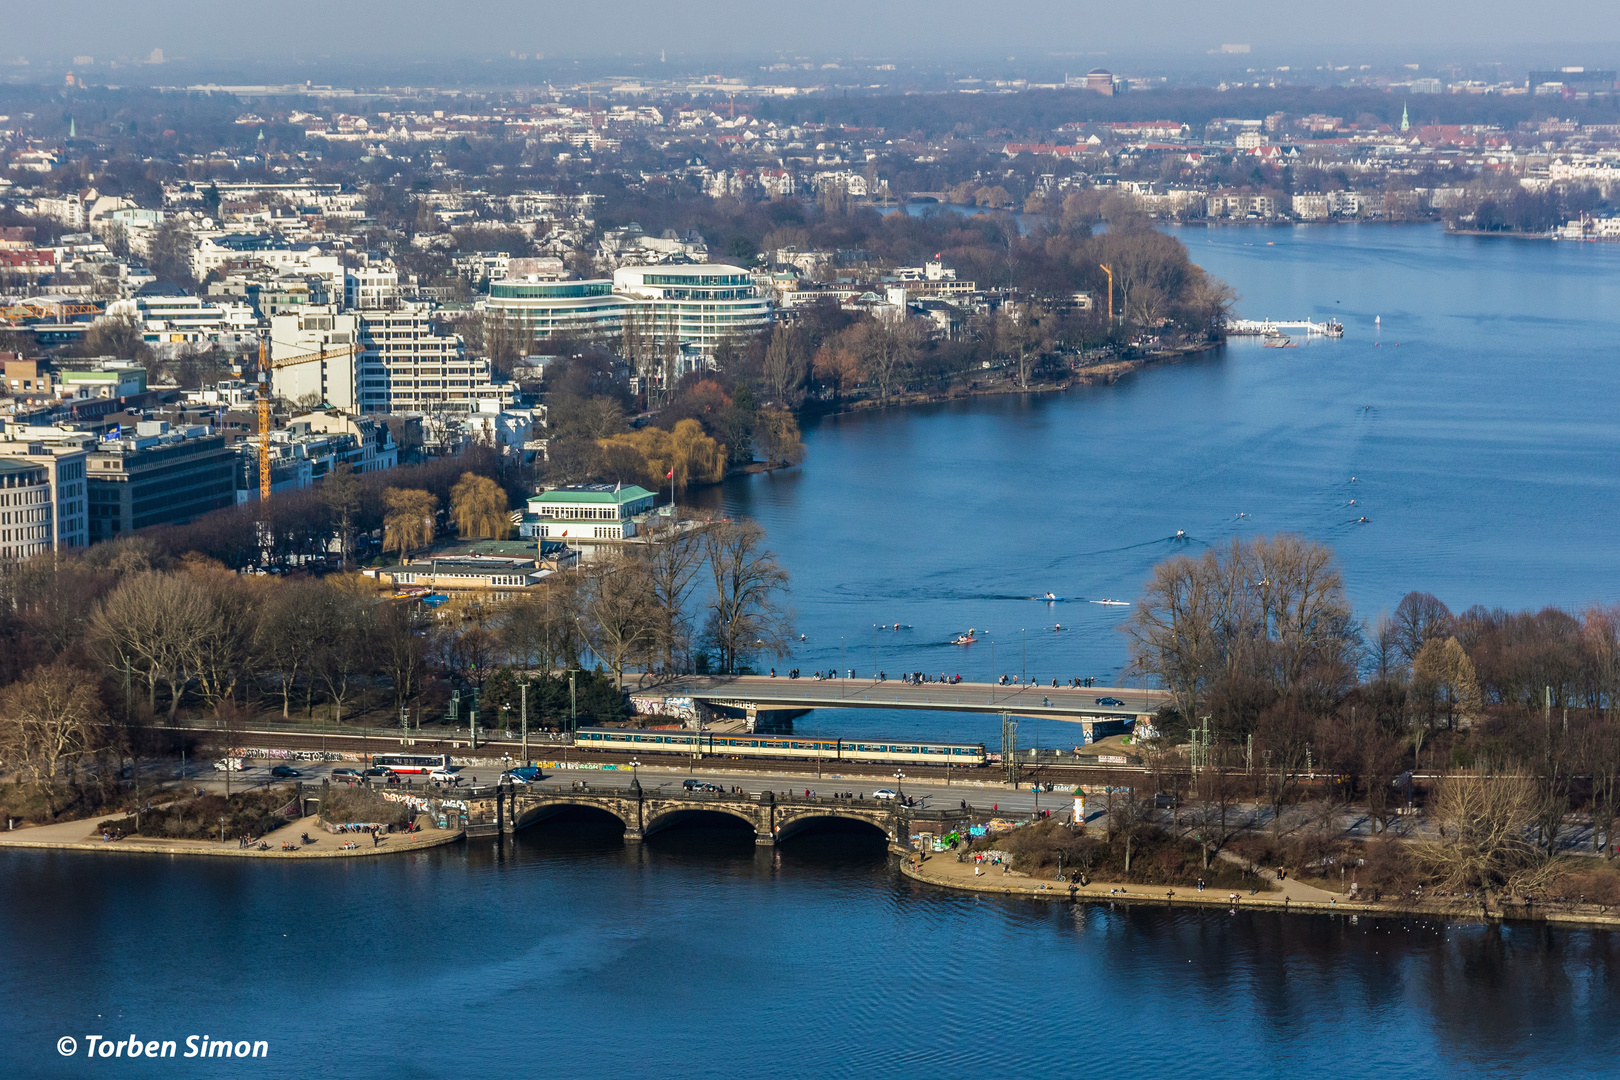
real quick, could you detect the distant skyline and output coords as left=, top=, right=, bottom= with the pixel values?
left=7, top=0, right=1620, bottom=64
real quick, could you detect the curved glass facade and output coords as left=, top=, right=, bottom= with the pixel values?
left=483, top=265, right=772, bottom=356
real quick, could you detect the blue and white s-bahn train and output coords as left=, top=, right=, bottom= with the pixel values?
left=573, top=728, right=988, bottom=768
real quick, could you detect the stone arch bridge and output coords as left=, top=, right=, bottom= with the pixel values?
left=462, top=781, right=968, bottom=848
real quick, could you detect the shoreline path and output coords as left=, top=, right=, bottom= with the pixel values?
left=0, top=814, right=464, bottom=859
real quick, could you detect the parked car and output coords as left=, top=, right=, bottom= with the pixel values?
left=269, top=765, right=302, bottom=778
left=330, top=768, right=363, bottom=782
left=1094, top=696, right=1125, bottom=706
left=871, top=788, right=899, bottom=800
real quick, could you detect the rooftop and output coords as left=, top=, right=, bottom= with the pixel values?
left=531, top=484, right=655, bottom=506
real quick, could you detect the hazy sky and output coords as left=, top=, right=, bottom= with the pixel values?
left=8, top=1, right=1620, bottom=63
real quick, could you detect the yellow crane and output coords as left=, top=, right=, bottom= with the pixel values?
left=256, top=334, right=356, bottom=502
left=0, top=301, right=103, bottom=324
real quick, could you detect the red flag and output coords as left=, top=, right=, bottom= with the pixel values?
left=666, top=469, right=674, bottom=479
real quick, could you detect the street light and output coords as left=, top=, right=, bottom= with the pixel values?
left=894, top=770, right=905, bottom=803
left=520, top=682, right=529, bottom=765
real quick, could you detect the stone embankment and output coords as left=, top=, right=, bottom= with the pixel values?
left=900, top=850, right=1620, bottom=929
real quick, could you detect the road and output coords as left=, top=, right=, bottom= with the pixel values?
left=163, top=758, right=1063, bottom=816
left=650, top=675, right=1168, bottom=720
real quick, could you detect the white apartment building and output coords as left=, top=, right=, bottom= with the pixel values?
left=0, top=439, right=88, bottom=551
left=190, top=234, right=335, bottom=281
left=1205, top=193, right=1280, bottom=219
left=1549, top=155, right=1620, bottom=195
left=344, top=265, right=402, bottom=309
left=1292, top=192, right=1332, bottom=221
left=103, top=286, right=259, bottom=350
left=269, top=306, right=514, bottom=415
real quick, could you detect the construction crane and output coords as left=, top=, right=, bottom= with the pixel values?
left=0, top=301, right=103, bottom=324
left=255, top=333, right=356, bottom=503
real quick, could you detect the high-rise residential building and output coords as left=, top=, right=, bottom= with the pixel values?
left=269, top=306, right=514, bottom=415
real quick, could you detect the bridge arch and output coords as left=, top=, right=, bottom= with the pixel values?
left=772, top=809, right=893, bottom=843
left=642, top=805, right=761, bottom=840
left=512, top=798, right=630, bottom=834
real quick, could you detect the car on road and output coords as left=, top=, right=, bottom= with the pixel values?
left=871, top=788, right=899, bottom=800
left=269, top=765, right=302, bottom=778
left=361, top=768, right=389, bottom=779
left=1094, top=696, right=1125, bottom=706
left=330, top=768, right=363, bottom=782
left=682, top=780, right=723, bottom=792
left=504, top=767, right=542, bottom=784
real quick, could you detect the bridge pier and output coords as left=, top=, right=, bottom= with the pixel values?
left=623, top=827, right=644, bottom=842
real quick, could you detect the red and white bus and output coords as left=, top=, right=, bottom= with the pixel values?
left=372, top=754, right=451, bottom=775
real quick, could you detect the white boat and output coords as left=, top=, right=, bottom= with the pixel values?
left=1090, top=599, right=1130, bottom=606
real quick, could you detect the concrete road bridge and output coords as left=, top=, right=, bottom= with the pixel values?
left=643, top=675, right=1169, bottom=727
left=461, top=779, right=968, bottom=848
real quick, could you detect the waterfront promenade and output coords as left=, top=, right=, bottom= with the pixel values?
left=0, top=814, right=464, bottom=859
left=901, top=848, right=1620, bottom=928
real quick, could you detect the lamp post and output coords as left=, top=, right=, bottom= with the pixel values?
left=520, top=682, right=529, bottom=765
left=894, top=770, right=905, bottom=802
left=1021, top=628, right=1027, bottom=685
left=840, top=636, right=846, bottom=699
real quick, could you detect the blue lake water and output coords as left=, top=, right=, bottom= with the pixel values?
left=694, top=223, right=1620, bottom=745
left=8, top=827, right=1620, bottom=1080
left=7, top=224, right=1620, bottom=1078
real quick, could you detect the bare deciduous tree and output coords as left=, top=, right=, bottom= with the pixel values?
left=0, top=663, right=101, bottom=812
left=577, top=554, right=658, bottom=686
left=703, top=519, right=792, bottom=675
left=640, top=515, right=711, bottom=674
left=1411, top=767, right=1556, bottom=905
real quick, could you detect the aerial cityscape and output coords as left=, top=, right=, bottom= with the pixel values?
left=4, top=3, right=1620, bottom=1076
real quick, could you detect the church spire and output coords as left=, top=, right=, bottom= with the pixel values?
left=1400, top=101, right=1410, bottom=133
